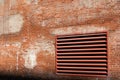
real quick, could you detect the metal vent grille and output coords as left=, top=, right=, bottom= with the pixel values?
left=55, top=32, right=108, bottom=77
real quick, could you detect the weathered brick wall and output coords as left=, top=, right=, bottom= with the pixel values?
left=0, top=0, right=120, bottom=80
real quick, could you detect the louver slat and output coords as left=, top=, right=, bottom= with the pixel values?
left=57, top=52, right=106, bottom=55
left=57, top=44, right=106, bottom=48
left=57, top=40, right=106, bottom=45
left=57, top=70, right=107, bottom=74
left=55, top=32, right=108, bottom=77
left=57, top=33, right=106, bottom=38
left=57, top=60, right=107, bottom=62
left=57, top=67, right=107, bottom=70
left=57, top=63, right=107, bottom=66
left=57, top=48, right=106, bottom=51
left=57, top=56, right=107, bottom=58
left=57, top=36, right=106, bottom=41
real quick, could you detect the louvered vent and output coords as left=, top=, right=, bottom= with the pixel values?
left=55, top=32, right=108, bottom=77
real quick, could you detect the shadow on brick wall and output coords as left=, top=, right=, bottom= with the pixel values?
left=0, top=74, right=42, bottom=80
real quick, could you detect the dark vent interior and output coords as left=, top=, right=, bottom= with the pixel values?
left=55, top=32, right=108, bottom=77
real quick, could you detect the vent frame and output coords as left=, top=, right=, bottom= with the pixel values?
left=55, top=31, right=108, bottom=78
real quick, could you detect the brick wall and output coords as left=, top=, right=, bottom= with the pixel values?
left=0, top=0, right=120, bottom=80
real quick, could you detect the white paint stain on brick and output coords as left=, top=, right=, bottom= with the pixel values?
left=41, top=21, right=46, bottom=27
left=35, top=36, right=54, bottom=55
left=34, top=0, right=38, bottom=4
left=10, top=0, right=17, bottom=8
left=25, top=0, right=38, bottom=4
left=23, top=50, right=38, bottom=69
left=25, top=0, right=32, bottom=4
left=0, top=14, right=24, bottom=35
left=16, top=52, right=19, bottom=71
left=0, top=0, right=4, bottom=5
left=35, top=40, right=54, bottom=55
left=0, top=42, right=21, bottom=57
left=22, top=37, right=54, bottom=69
left=8, top=14, right=24, bottom=34
left=0, top=49, right=11, bottom=57
left=51, top=26, right=107, bottom=35
left=59, top=0, right=118, bottom=10
left=11, top=42, right=21, bottom=48
left=22, top=44, right=40, bottom=69
left=41, top=20, right=48, bottom=27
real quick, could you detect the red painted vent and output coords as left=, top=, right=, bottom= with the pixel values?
left=55, top=32, right=108, bottom=77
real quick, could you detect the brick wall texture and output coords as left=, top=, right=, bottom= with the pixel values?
left=0, top=0, right=120, bottom=80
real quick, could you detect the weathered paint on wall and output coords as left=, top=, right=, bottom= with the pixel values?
left=0, top=0, right=120, bottom=80
left=0, top=14, right=23, bottom=35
